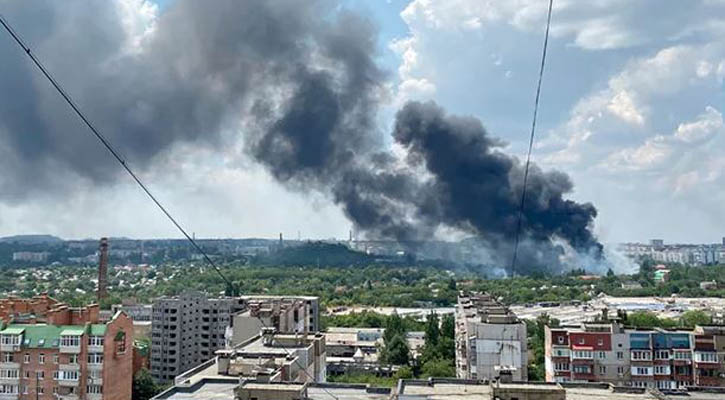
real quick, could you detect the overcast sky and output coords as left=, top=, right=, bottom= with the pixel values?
left=1, top=0, right=724, bottom=244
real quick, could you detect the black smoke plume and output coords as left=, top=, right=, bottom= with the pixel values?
left=0, top=0, right=602, bottom=273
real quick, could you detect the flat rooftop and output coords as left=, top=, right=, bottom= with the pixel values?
left=153, top=381, right=237, bottom=400
left=238, top=335, right=310, bottom=356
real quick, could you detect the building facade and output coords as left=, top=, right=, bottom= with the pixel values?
left=150, top=292, right=319, bottom=383
left=455, top=292, right=528, bottom=381
left=0, top=302, right=133, bottom=400
left=545, top=322, right=725, bottom=389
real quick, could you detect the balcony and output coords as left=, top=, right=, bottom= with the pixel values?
left=88, top=344, right=104, bottom=353
left=0, top=344, right=20, bottom=353
left=87, top=377, right=103, bottom=386
left=59, top=344, right=81, bottom=354
left=0, top=394, right=18, bottom=400
left=58, top=378, right=80, bottom=387
left=87, top=394, right=102, bottom=400
left=87, top=363, right=103, bottom=371
left=0, top=376, right=19, bottom=385
left=0, top=362, right=19, bottom=370
left=55, top=394, right=78, bottom=400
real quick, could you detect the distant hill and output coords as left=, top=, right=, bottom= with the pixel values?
left=0, top=234, right=64, bottom=244
left=255, top=241, right=374, bottom=266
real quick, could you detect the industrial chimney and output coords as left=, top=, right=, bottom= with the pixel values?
left=97, top=238, right=109, bottom=301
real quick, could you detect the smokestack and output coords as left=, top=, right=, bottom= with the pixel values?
left=97, top=238, right=109, bottom=302
left=279, top=232, right=283, bottom=248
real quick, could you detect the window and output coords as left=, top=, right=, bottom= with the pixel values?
left=573, top=365, right=591, bottom=374
left=597, top=338, right=604, bottom=346
left=23, top=354, right=29, bottom=364
left=36, top=371, right=44, bottom=380
left=1, top=353, right=12, bottom=363
left=572, top=350, right=593, bottom=359
left=557, top=336, right=564, bottom=344
left=578, top=338, right=585, bottom=345
left=654, top=365, right=670, bottom=375
left=655, top=350, right=670, bottom=360
left=88, top=353, right=103, bottom=364
left=53, top=354, right=59, bottom=364
left=599, top=365, right=606, bottom=374
left=0, top=370, right=19, bottom=379
left=616, top=351, right=624, bottom=359
left=617, top=366, right=625, bottom=374
left=88, top=370, right=102, bottom=380
left=598, top=351, right=606, bottom=359
left=675, top=351, right=692, bottom=360
left=87, top=385, right=103, bottom=394
left=88, top=336, right=104, bottom=347
left=0, top=335, right=20, bottom=346
left=23, top=371, right=30, bottom=379
left=696, top=352, right=718, bottom=363
left=60, top=336, right=80, bottom=347
left=631, top=350, right=651, bottom=360
left=38, top=387, right=44, bottom=394
left=69, top=354, right=79, bottom=364
left=38, top=353, right=44, bottom=364
left=57, top=371, right=78, bottom=381
left=0, top=385, right=18, bottom=394
left=632, top=366, right=653, bottom=376
left=554, top=362, right=569, bottom=371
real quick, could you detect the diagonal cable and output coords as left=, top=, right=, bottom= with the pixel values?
left=510, top=0, right=554, bottom=278
left=0, top=13, right=234, bottom=292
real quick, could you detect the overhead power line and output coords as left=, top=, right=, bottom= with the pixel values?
left=0, top=14, right=235, bottom=294
left=510, top=0, right=554, bottom=278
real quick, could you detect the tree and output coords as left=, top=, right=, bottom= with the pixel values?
left=132, top=368, right=161, bottom=400
left=421, top=358, right=455, bottom=378
left=424, top=312, right=440, bottom=348
left=440, top=314, right=455, bottom=339
left=383, top=313, right=406, bottom=344
left=394, top=366, right=414, bottom=380
left=384, top=335, right=411, bottom=365
left=679, top=310, right=712, bottom=328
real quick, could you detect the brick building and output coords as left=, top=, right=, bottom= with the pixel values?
left=545, top=322, right=725, bottom=390
left=0, top=299, right=133, bottom=400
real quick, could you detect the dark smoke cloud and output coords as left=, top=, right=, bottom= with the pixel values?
left=0, top=0, right=602, bottom=272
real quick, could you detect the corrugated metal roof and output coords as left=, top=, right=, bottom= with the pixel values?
left=60, top=326, right=87, bottom=336
left=0, top=327, right=25, bottom=335
left=89, top=324, right=107, bottom=336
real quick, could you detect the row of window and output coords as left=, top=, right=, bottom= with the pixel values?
left=2, top=352, right=103, bottom=364
left=0, top=384, right=102, bottom=395
left=2, top=369, right=101, bottom=380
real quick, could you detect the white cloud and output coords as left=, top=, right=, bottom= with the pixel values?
left=673, top=106, right=724, bottom=143
left=114, top=0, right=158, bottom=54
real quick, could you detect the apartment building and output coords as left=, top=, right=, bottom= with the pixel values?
left=545, top=322, right=725, bottom=389
left=455, top=292, right=528, bottom=381
left=152, top=329, right=326, bottom=400
left=229, top=295, right=319, bottom=346
left=0, top=302, right=133, bottom=400
left=150, top=292, right=319, bottom=383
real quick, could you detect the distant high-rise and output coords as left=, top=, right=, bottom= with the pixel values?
left=97, top=237, right=109, bottom=301
left=650, top=239, right=664, bottom=249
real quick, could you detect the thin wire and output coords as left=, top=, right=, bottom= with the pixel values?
left=0, top=14, right=234, bottom=291
left=253, top=316, right=339, bottom=400
left=510, top=0, right=554, bottom=278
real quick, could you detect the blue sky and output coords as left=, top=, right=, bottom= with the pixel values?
left=2, top=0, right=725, bottom=247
